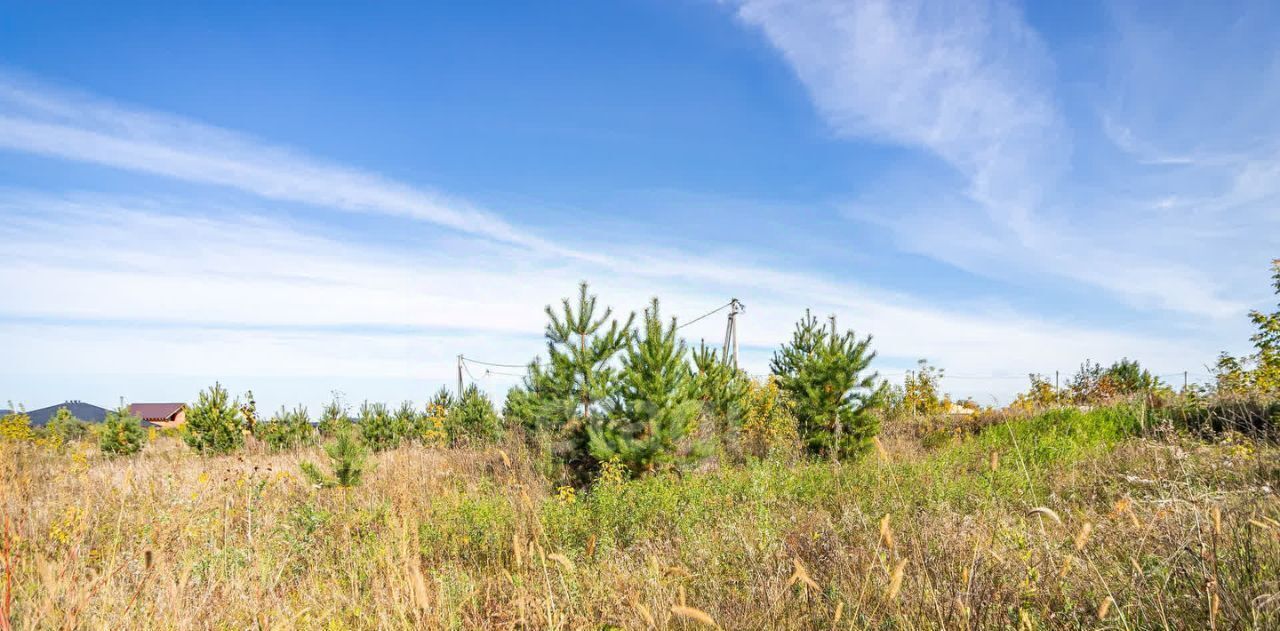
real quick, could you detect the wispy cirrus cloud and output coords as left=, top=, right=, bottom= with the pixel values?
left=0, top=71, right=555, bottom=253
left=730, top=0, right=1261, bottom=321
left=733, top=0, right=1064, bottom=233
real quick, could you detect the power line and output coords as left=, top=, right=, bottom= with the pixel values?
left=676, top=301, right=732, bottom=330
left=483, top=369, right=526, bottom=378
left=461, top=361, right=480, bottom=382
left=461, top=356, right=528, bottom=369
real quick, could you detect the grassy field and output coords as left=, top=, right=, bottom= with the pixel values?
left=3, top=405, right=1279, bottom=629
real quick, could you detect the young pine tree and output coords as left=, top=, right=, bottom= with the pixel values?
left=257, top=405, right=314, bottom=451
left=590, top=298, right=705, bottom=475
left=501, top=384, right=537, bottom=429
left=358, top=401, right=400, bottom=452
left=183, top=382, right=246, bottom=454
left=524, top=282, right=634, bottom=470
left=691, top=341, right=750, bottom=433
left=450, top=384, right=502, bottom=444
left=300, top=423, right=370, bottom=488
left=393, top=400, right=419, bottom=443
left=47, top=406, right=88, bottom=442
left=429, top=386, right=455, bottom=412
left=317, top=395, right=348, bottom=437
left=100, top=405, right=145, bottom=456
left=770, top=311, right=885, bottom=461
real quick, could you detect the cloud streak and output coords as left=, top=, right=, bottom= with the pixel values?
left=0, top=72, right=553, bottom=252
left=731, top=0, right=1258, bottom=321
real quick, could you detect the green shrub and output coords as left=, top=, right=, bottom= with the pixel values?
left=392, top=401, right=419, bottom=443
left=449, top=384, right=502, bottom=444
left=300, top=424, right=370, bottom=488
left=100, top=405, right=145, bottom=456
left=317, top=395, right=348, bottom=437
left=358, top=401, right=400, bottom=452
left=256, top=405, right=314, bottom=451
left=183, top=382, right=246, bottom=454
left=419, top=490, right=515, bottom=564
left=590, top=298, right=705, bottom=475
left=771, top=310, right=885, bottom=460
left=47, top=406, right=89, bottom=442
left=920, top=428, right=954, bottom=451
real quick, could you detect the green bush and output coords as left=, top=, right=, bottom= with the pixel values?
left=771, top=310, right=885, bottom=460
left=589, top=298, right=705, bottom=475
left=256, top=405, right=314, bottom=451
left=317, top=396, right=348, bottom=437
left=300, top=424, right=370, bottom=488
left=183, top=383, right=246, bottom=454
left=392, top=401, right=419, bottom=443
left=100, top=405, right=145, bottom=456
left=47, top=406, right=89, bottom=442
left=449, top=384, right=502, bottom=444
left=419, top=489, right=515, bottom=565
left=358, top=401, right=400, bottom=452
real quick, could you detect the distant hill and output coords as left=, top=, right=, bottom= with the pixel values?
left=25, top=401, right=110, bottom=426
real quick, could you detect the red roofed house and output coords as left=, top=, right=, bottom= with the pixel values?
left=128, top=403, right=187, bottom=429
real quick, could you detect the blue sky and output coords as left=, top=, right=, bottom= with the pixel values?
left=1, top=0, right=1277, bottom=413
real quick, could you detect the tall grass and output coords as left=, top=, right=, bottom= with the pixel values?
left=1, top=405, right=1277, bottom=628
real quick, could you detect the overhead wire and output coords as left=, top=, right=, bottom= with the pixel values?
left=676, top=301, right=732, bottom=330
left=461, top=356, right=528, bottom=369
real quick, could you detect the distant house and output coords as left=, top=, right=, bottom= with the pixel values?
left=128, top=403, right=187, bottom=429
left=25, top=401, right=110, bottom=426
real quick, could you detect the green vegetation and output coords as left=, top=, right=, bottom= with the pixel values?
left=1217, top=259, right=1280, bottom=396
left=316, top=395, right=347, bottom=437
left=358, top=401, right=401, bottom=452
left=589, top=298, right=705, bottom=475
left=522, top=281, right=634, bottom=476
left=448, top=384, right=502, bottom=444
left=183, top=382, right=246, bottom=454
left=770, top=310, right=885, bottom=460
left=98, top=405, right=145, bottom=455
left=300, top=423, right=371, bottom=488
left=46, top=406, right=88, bottom=442
left=256, top=405, right=314, bottom=451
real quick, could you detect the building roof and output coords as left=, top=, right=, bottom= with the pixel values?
left=128, top=402, right=186, bottom=421
left=24, top=401, right=110, bottom=426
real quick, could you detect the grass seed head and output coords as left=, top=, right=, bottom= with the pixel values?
left=671, top=605, right=718, bottom=628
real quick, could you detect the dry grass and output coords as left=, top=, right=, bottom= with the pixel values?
left=2, top=407, right=1278, bottom=629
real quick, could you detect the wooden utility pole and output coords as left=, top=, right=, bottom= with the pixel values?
left=457, top=355, right=464, bottom=399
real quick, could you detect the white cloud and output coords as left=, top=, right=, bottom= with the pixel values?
left=731, top=0, right=1259, bottom=321
left=0, top=190, right=1216, bottom=411
left=734, top=0, right=1064, bottom=231
left=0, top=72, right=560, bottom=254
